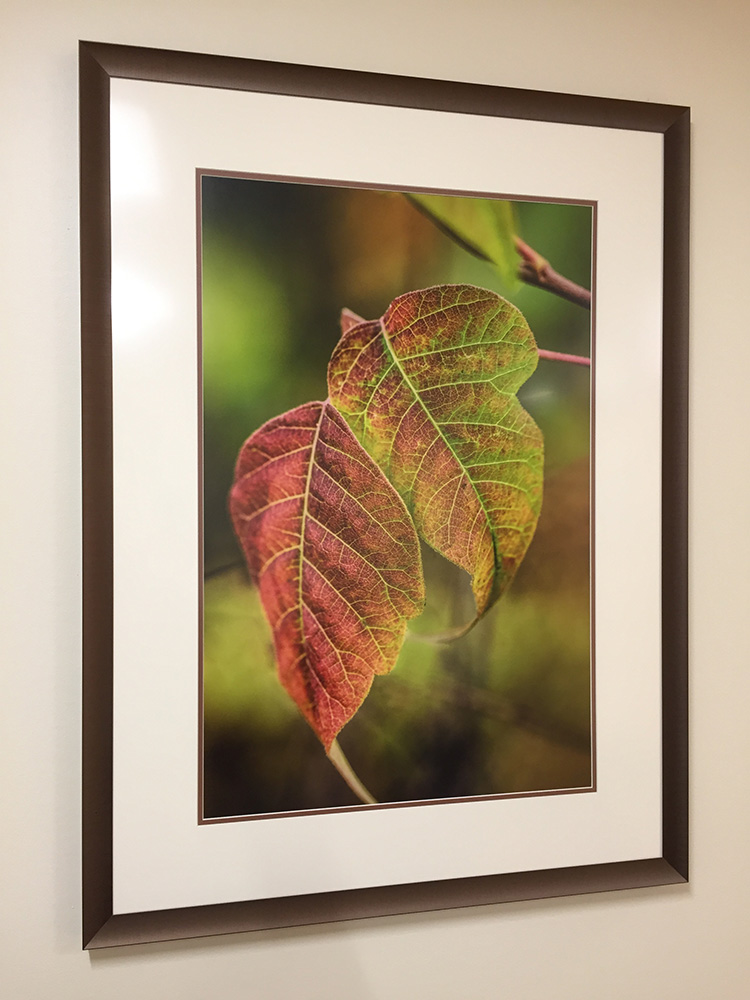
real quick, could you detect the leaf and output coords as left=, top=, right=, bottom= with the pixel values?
left=229, top=400, right=425, bottom=751
left=407, top=194, right=520, bottom=289
left=328, top=284, right=543, bottom=633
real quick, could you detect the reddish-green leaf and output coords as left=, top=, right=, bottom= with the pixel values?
left=229, top=400, right=425, bottom=750
left=328, top=285, right=543, bottom=631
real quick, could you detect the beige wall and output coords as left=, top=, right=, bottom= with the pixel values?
left=2, top=1, right=749, bottom=996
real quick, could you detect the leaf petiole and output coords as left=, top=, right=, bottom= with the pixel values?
left=327, top=739, right=377, bottom=805
left=537, top=348, right=591, bottom=367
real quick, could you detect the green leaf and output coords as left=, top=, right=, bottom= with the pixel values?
left=407, top=194, right=520, bottom=289
left=328, top=284, right=544, bottom=634
left=229, top=400, right=425, bottom=750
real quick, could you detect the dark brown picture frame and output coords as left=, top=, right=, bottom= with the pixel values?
left=80, top=39, right=689, bottom=950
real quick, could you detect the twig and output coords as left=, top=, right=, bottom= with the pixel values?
left=516, top=237, right=592, bottom=310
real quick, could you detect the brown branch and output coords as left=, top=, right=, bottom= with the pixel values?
left=516, top=237, right=592, bottom=310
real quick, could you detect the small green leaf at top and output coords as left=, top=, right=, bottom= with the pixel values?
left=407, top=194, right=520, bottom=290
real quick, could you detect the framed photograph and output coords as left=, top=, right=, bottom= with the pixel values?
left=80, top=40, right=689, bottom=949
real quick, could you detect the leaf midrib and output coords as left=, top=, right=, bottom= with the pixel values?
left=297, top=405, right=325, bottom=681
left=378, top=315, right=495, bottom=563
left=295, top=404, right=393, bottom=664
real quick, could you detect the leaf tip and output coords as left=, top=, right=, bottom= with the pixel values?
left=340, top=306, right=365, bottom=335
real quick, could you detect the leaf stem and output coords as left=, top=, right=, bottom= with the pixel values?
left=408, top=618, right=478, bottom=644
left=327, top=739, right=377, bottom=805
left=515, top=237, right=592, bottom=310
left=537, top=348, right=591, bottom=367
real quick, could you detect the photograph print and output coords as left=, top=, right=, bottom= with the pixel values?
left=199, top=174, right=594, bottom=821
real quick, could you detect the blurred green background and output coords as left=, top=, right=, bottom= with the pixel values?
left=201, top=176, right=592, bottom=818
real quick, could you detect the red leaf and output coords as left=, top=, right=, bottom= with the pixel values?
left=230, top=400, right=425, bottom=750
